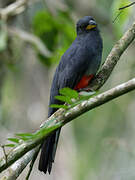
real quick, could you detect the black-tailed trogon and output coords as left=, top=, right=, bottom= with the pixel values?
left=39, top=16, right=103, bottom=174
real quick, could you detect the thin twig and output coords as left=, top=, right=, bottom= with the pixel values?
left=112, top=11, right=123, bottom=23
left=119, top=2, right=135, bottom=10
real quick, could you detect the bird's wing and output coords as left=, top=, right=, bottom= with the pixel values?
left=57, top=43, right=91, bottom=90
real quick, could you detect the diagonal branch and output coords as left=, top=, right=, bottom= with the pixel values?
left=90, top=21, right=135, bottom=90
left=0, top=77, right=135, bottom=174
left=8, top=27, right=52, bottom=58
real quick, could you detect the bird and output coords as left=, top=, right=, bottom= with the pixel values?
left=38, top=16, right=103, bottom=174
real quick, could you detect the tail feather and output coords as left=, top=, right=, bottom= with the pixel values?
left=38, top=128, right=61, bottom=174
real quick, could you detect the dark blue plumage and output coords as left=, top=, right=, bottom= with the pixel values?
left=38, top=16, right=103, bottom=174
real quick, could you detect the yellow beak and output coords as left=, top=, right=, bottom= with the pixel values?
left=86, top=24, right=96, bottom=30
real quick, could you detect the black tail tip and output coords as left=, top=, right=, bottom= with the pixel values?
left=38, top=161, right=53, bottom=174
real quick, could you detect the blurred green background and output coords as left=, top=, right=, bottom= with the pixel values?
left=0, top=0, right=135, bottom=179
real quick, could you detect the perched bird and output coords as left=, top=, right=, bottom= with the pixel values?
left=38, top=16, right=103, bottom=174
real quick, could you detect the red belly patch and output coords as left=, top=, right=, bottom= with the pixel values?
left=74, top=74, right=94, bottom=90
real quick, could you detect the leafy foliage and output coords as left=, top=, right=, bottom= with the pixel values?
left=59, top=88, right=79, bottom=99
left=5, top=133, right=35, bottom=148
left=32, top=10, right=75, bottom=67
left=50, top=87, right=97, bottom=109
left=5, top=144, right=16, bottom=147
left=8, top=138, right=20, bottom=143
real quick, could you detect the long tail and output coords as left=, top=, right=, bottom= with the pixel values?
left=38, top=128, right=61, bottom=174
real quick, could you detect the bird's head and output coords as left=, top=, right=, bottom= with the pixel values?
left=76, top=16, right=98, bottom=35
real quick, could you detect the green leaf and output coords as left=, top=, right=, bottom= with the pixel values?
left=5, top=144, right=16, bottom=147
left=59, top=88, right=79, bottom=99
left=50, top=104, right=68, bottom=109
left=15, top=133, right=33, bottom=137
left=15, top=133, right=34, bottom=141
left=55, top=95, right=72, bottom=104
left=8, top=138, right=19, bottom=144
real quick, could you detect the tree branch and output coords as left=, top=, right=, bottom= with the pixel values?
left=0, top=146, right=40, bottom=180
left=8, top=27, right=52, bottom=58
left=0, top=77, right=135, bottom=174
left=90, top=21, right=135, bottom=90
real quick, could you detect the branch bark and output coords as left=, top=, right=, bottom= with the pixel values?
left=0, top=147, right=40, bottom=180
